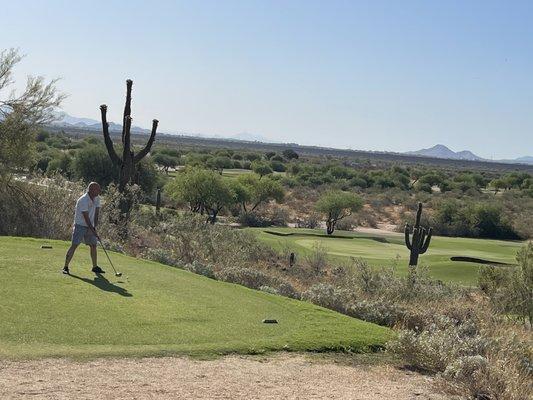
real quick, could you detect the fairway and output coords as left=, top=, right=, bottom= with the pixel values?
left=0, top=236, right=390, bottom=359
left=248, top=228, right=524, bottom=284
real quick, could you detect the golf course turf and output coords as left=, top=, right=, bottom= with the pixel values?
left=248, top=227, right=524, bottom=285
left=0, top=236, right=391, bottom=359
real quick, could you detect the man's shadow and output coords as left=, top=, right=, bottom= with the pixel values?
left=69, top=273, right=132, bottom=297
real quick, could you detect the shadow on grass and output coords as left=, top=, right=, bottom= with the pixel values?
left=69, top=273, right=132, bottom=297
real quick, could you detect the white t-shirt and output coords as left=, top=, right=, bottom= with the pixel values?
left=74, top=193, right=101, bottom=227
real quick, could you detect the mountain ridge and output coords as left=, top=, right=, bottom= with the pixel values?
left=50, top=112, right=532, bottom=164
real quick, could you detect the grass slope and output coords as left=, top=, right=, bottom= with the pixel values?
left=249, top=228, right=523, bottom=285
left=0, top=236, right=390, bottom=359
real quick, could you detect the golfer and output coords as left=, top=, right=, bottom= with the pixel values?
left=62, top=182, right=105, bottom=274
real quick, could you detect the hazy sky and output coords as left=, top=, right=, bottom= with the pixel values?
left=2, top=0, right=532, bottom=158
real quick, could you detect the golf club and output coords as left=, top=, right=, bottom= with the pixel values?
left=96, top=235, right=122, bottom=277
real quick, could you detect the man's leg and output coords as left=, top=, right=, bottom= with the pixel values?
left=89, top=244, right=98, bottom=268
left=64, top=243, right=79, bottom=269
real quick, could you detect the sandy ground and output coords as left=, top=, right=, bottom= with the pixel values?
left=355, top=226, right=400, bottom=235
left=0, top=354, right=458, bottom=400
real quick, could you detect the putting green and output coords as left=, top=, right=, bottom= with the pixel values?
left=0, top=236, right=390, bottom=359
left=248, top=228, right=524, bottom=285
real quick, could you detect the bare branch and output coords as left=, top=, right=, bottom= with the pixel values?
left=0, top=48, right=22, bottom=93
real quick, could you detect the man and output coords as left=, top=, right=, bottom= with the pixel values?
left=62, top=182, right=105, bottom=274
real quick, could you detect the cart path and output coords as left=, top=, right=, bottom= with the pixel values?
left=0, top=354, right=460, bottom=400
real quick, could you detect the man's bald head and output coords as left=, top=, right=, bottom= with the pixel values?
left=87, top=182, right=101, bottom=198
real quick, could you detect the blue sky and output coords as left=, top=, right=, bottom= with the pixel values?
left=2, top=0, right=532, bottom=158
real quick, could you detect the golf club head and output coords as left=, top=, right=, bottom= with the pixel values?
left=115, top=272, right=122, bottom=277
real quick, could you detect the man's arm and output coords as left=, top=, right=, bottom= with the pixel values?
left=82, top=211, right=97, bottom=235
left=94, top=207, right=100, bottom=228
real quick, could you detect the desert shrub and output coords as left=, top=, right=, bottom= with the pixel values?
left=277, top=282, right=300, bottom=299
left=302, top=283, right=344, bottom=312
left=304, top=242, right=328, bottom=274
left=479, top=243, right=533, bottom=324
left=351, top=259, right=395, bottom=295
left=216, top=267, right=275, bottom=289
left=0, top=175, right=82, bottom=239
left=335, top=215, right=358, bottom=231
left=259, top=285, right=279, bottom=295
left=344, top=260, right=458, bottom=303
left=390, top=316, right=487, bottom=373
left=155, top=213, right=268, bottom=268
left=265, top=205, right=290, bottom=227
left=143, top=248, right=180, bottom=267
left=512, top=210, right=533, bottom=239
left=237, top=211, right=270, bottom=227
left=296, top=212, right=321, bottom=229
left=184, top=260, right=216, bottom=279
left=346, top=300, right=406, bottom=327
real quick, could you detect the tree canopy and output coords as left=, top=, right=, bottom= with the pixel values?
left=166, top=167, right=235, bottom=223
left=315, top=190, right=363, bottom=234
left=0, top=48, right=64, bottom=173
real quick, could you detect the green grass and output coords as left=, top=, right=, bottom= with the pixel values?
left=247, top=227, right=524, bottom=285
left=0, top=236, right=391, bottom=359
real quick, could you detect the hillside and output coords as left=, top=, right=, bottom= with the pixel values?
left=0, top=236, right=390, bottom=359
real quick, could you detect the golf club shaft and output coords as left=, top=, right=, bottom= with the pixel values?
left=96, top=235, right=119, bottom=275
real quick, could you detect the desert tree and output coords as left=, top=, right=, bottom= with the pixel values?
left=0, top=48, right=65, bottom=174
left=251, top=161, right=273, bottom=179
left=152, top=152, right=179, bottom=174
left=166, top=167, right=236, bottom=224
left=234, top=174, right=285, bottom=212
left=315, top=190, right=363, bottom=235
left=282, top=149, right=299, bottom=160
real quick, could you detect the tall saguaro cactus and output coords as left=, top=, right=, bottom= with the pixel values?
left=404, top=202, right=432, bottom=266
left=100, top=79, right=159, bottom=193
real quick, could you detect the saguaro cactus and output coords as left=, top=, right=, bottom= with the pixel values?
left=155, top=188, right=162, bottom=216
left=100, top=79, right=158, bottom=193
left=404, top=202, right=432, bottom=266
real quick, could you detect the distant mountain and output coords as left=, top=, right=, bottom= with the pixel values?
left=232, top=132, right=273, bottom=142
left=514, top=156, right=533, bottom=164
left=50, top=111, right=275, bottom=143
left=53, top=111, right=100, bottom=126
left=51, top=111, right=150, bottom=133
left=406, top=144, right=533, bottom=165
left=406, top=144, right=483, bottom=161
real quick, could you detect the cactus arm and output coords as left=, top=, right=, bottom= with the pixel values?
left=134, top=119, right=159, bottom=162
left=420, top=228, right=432, bottom=253
left=404, top=224, right=412, bottom=250
left=100, top=104, right=121, bottom=166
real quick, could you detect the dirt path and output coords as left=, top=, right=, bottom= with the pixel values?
left=0, top=354, right=457, bottom=400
